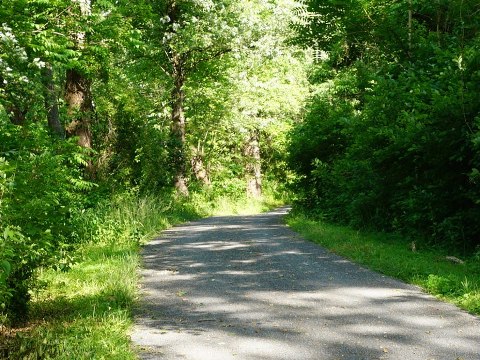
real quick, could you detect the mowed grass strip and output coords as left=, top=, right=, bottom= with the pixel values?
left=286, top=213, right=480, bottom=316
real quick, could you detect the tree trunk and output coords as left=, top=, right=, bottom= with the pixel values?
left=42, top=64, right=64, bottom=138
left=65, top=0, right=93, bottom=149
left=64, top=69, right=93, bottom=148
left=191, top=144, right=211, bottom=187
left=170, top=52, right=189, bottom=196
left=408, top=0, right=413, bottom=53
left=167, top=1, right=189, bottom=195
left=0, top=75, right=26, bottom=125
left=6, top=106, right=26, bottom=125
left=244, top=129, right=262, bottom=198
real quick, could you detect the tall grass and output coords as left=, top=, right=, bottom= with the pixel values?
left=286, top=213, right=480, bottom=315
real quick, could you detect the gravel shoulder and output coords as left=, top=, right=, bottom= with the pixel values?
left=131, top=207, right=480, bottom=360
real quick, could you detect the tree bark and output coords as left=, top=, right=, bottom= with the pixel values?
left=191, top=144, right=211, bottom=187
left=5, top=106, right=26, bottom=125
left=42, top=64, right=64, bottom=138
left=244, top=129, right=262, bottom=198
left=408, top=0, right=413, bottom=53
left=0, top=75, right=26, bottom=125
left=65, top=0, right=93, bottom=149
left=64, top=69, right=93, bottom=148
left=170, top=52, right=189, bottom=196
left=167, top=1, right=189, bottom=196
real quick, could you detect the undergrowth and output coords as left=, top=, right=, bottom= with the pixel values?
left=1, top=189, right=282, bottom=359
left=286, top=212, right=480, bottom=316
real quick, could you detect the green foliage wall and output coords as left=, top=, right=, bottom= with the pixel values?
left=289, top=0, right=480, bottom=252
left=0, top=120, right=93, bottom=322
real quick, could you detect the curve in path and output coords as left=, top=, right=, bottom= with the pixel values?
left=131, top=207, right=480, bottom=360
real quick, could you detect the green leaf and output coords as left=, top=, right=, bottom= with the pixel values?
left=0, top=260, right=11, bottom=280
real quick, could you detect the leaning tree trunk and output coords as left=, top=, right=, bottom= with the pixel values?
left=244, top=128, right=262, bottom=198
left=170, top=52, right=189, bottom=196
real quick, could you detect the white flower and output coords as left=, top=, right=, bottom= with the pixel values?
left=162, top=32, right=174, bottom=43
left=33, top=57, right=46, bottom=69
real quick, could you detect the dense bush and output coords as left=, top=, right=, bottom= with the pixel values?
left=0, top=120, right=91, bottom=323
left=289, top=0, right=480, bottom=253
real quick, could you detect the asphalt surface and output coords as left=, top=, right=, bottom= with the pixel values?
left=131, top=207, right=480, bottom=359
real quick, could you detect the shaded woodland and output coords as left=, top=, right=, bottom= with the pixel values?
left=1, top=0, right=479, bottom=326
left=289, top=0, right=480, bottom=253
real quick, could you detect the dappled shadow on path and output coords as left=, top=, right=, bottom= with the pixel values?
left=132, top=208, right=480, bottom=360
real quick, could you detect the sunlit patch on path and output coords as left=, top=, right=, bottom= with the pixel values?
left=132, top=207, right=480, bottom=360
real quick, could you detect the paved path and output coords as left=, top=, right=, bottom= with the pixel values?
left=131, top=208, right=480, bottom=359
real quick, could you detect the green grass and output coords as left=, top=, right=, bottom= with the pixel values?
left=286, top=212, right=480, bottom=315
left=8, top=242, right=139, bottom=360
left=2, top=190, right=282, bottom=359
left=190, top=190, right=284, bottom=216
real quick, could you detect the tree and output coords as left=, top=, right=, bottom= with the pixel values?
left=0, top=0, right=99, bottom=322
left=289, top=0, right=480, bottom=251
left=226, top=0, right=309, bottom=197
left=141, top=0, right=309, bottom=196
left=141, top=0, right=240, bottom=195
left=43, top=64, right=64, bottom=138
left=64, top=0, right=94, bottom=149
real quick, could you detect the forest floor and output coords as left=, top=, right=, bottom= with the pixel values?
left=131, top=207, right=480, bottom=360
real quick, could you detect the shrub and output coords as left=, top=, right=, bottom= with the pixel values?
left=0, top=121, right=92, bottom=324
